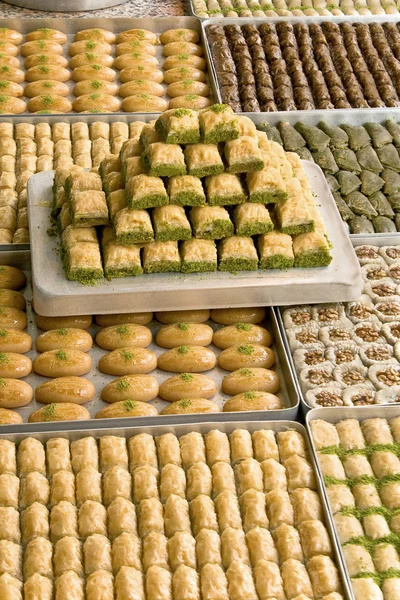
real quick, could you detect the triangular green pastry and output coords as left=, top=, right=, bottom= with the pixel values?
left=377, top=144, right=400, bottom=171
left=318, top=122, right=349, bottom=149
left=345, top=191, right=378, bottom=218
left=294, top=123, right=330, bottom=152
left=341, top=125, right=371, bottom=150
left=360, top=170, right=384, bottom=196
left=336, top=170, right=361, bottom=195
left=368, top=191, right=394, bottom=217
left=312, top=148, right=338, bottom=174
left=356, top=145, right=383, bottom=174
left=277, top=121, right=306, bottom=151
left=364, top=122, right=393, bottom=148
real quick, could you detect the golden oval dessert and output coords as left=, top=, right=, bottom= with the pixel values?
left=96, top=324, right=152, bottom=350
left=68, top=40, right=112, bottom=57
left=164, top=67, right=206, bottom=85
left=0, top=29, right=22, bottom=44
left=0, top=352, right=31, bottom=378
left=26, top=65, right=70, bottom=82
left=163, top=55, right=206, bottom=71
left=75, top=28, right=116, bottom=43
left=101, top=374, right=159, bottom=403
left=114, top=53, right=158, bottom=71
left=95, top=400, right=158, bottom=419
left=0, top=378, right=33, bottom=408
left=222, top=367, right=280, bottom=395
left=121, top=95, right=168, bottom=113
left=0, top=266, right=26, bottom=290
left=26, top=29, right=67, bottom=44
left=0, top=65, right=23, bottom=82
left=73, top=80, right=118, bottom=97
left=36, top=328, right=93, bottom=353
left=35, top=376, right=96, bottom=405
left=0, top=78, right=22, bottom=96
left=160, top=398, right=220, bottom=415
left=223, top=391, right=282, bottom=412
left=160, top=29, right=200, bottom=45
left=0, top=55, right=20, bottom=68
left=73, top=93, right=121, bottom=113
left=33, top=350, right=92, bottom=378
left=35, top=315, right=92, bottom=331
left=99, top=348, right=157, bottom=376
left=0, top=329, right=32, bottom=353
left=28, top=403, right=90, bottom=423
left=70, top=52, right=114, bottom=69
left=116, top=30, right=158, bottom=45
left=156, top=323, right=213, bottom=349
left=0, top=308, right=27, bottom=330
left=211, top=308, right=266, bottom=325
left=95, top=313, right=153, bottom=326
left=28, top=95, right=73, bottom=113
left=0, top=95, right=26, bottom=114
left=163, top=42, right=203, bottom=57
left=159, top=373, right=216, bottom=402
left=156, top=310, right=210, bottom=324
left=167, top=80, right=209, bottom=98
left=119, top=80, right=164, bottom=98
left=0, top=42, right=19, bottom=57
left=169, top=95, right=212, bottom=110
left=24, top=53, right=69, bottom=69
left=116, top=41, right=156, bottom=56
left=72, top=65, right=116, bottom=82
left=218, top=344, right=275, bottom=371
left=21, top=40, right=63, bottom=57
left=118, top=66, right=163, bottom=83
left=0, top=289, right=26, bottom=311
left=24, top=80, right=70, bottom=97
left=158, top=346, right=216, bottom=373
left=0, top=408, right=22, bottom=424
left=213, top=323, right=272, bottom=349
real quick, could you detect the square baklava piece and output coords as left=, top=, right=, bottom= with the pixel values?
left=114, top=208, right=154, bottom=244
left=246, top=167, right=287, bottom=203
left=65, top=241, right=104, bottom=283
left=155, top=108, right=200, bottom=144
left=126, top=175, right=169, bottom=209
left=258, top=231, right=294, bottom=270
left=147, top=142, right=186, bottom=177
left=276, top=178, right=314, bottom=235
left=199, top=104, right=239, bottom=143
left=224, top=136, right=264, bottom=174
left=168, top=176, right=206, bottom=207
left=184, top=144, right=224, bottom=178
left=205, top=173, right=246, bottom=206
left=143, top=241, right=181, bottom=273
left=190, top=206, right=234, bottom=239
left=70, top=190, right=109, bottom=227
left=152, top=206, right=191, bottom=242
left=102, top=228, right=143, bottom=279
left=218, top=236, right=258, bottom=271
left=233, top=203, right=273, bottom=237
left=181, top=238, right=217, bottom=273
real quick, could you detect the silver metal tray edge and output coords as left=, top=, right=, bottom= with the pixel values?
left=193, top=5, right=400, bottom=20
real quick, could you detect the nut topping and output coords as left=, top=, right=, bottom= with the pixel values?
left=353, top=393, right=374, bottom=406
left=297, top=332, right=318, bottom=344
left=349, top=305, right=373, bottom=319
left=356, top=247, right=379, bottom=259
left=330, top=328, right=351, bottom=341
left=316, top=391, right=343, bottom=407
left=390, top=325, right=400, bottom=338
left=378, top=302, right=400, bottom=316
left=318, top=308, right=339, bottom=322
left=356, top=326, right=380, bottom=342
left=386, top=248, right=400, bottom=259
left=336, top=350, right=356, bottom=364
left=342, top=371, right=365, bottom=385
left=372, top=284, right=396, bottom=297
left=390, top=266, right=400, bottom=279
left=367, top=268, right=387, bottom=280
left=305, top=350, right=325, bottom=365
left=377, top=368, right=400, bottom=385
left=309, top=370, right=332, bottom=385
left=291, top=312, right=311, bottom=325
left=365, top=346, right=391, bottom=361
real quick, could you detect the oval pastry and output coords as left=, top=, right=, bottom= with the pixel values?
left=35, top=377, right=96, bottom=404
left=0, top=55, right=20, bottom=67
left=28, top=95, right=72, bottom=113
left=0, top=266, right=26, bottom=290
left=26, top=29, right=67, bottom=44
left=218, top=344, right=275, bottom=371
left=223, top=391, right=282, bottom=412
left=0, top=378, right=33, bottom=408
left=119, top=80, right=164, bottom=98
left=114, top=53, right=158, bottom=71
left=164, top=67, right=206, bottom=84
left=24, top=53, right=69, bottom=69
left=70, top=52, right=114, bottom=69
left=75, top=29, right=116, bottom=44
left=73, top=93, right=121, bottom=113
left=0, top=29, right=22, bottom=44
left=72, top=65, right=116, bottom=82
left=68, top=40, right=113, bottom=57
left=160, top=398, right=220, bottom=414
left=0, top=42, right=19, bottom=57
left=0, top=65, right=24, bottom=82
left=98, top=348, right=157, bottom=375
left=24, top=80, right=70, bottom=97
left=222, top=367, right=280, bottom=395
left=35, top=314, right=92, bottom=331
left=116, top=41, right=156, bottom=56
left=95, top=313, right=153, bottom=326
left=95, top=324, right=152, bottom=350
left=0, top=290, right=25, bottom=311
left=0, top=408, right=22, bottom=424
left=0, top=352, right=31, bottom=378
left=0, top=95, right=26, bottom=113
left=0, top=308, right=27, bottom=330
left=21, top=40, right=63, bottom=57
left=158, top=346, right=216, bottom=373
left=33, top=349, right=92, bottom=377
left=213, top=323, right=272, bottom=349
left=101, top=374, right=159, bottom=403
left=211, top=307, right=266, bottom=325
left=28, top=403, right=90, bottom=422
left=169, top=95, right=212, bottom=110
left=0, top=79, right=23, bottom=98
left=156, top=310, right=210, bottom=324
left=118, top=66, right=163, bottom=83
left=36, top=328, right=93, bottom=353
left=95, top=400, right=158, bottom=419
left=26, top=65, right=70, bottom=82
left=121, top=95, right=168, bottom=113
left=167, top=80, right=209, bottom=98
left=73, top=80, right=118, bottom=97
left=163, top=42, right=203, bottom=57
left=163, top=55, right=206, bottom=71
left=0, top=329, right=31, bottom=353
left=160, top=29, right=200, bottom=45
left=116, top=30, right=158, bottom=45
left=156, top=323, right=213, bottom=348
left=159, top=373, right=216, bottom=401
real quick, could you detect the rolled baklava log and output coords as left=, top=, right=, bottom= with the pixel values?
left=206, top=25, right=241, bottom=112
left=321, top=22, right=368, bottom=108
left=242, top=25, right=276, bottom=112
left=383, top=23, right=400, bottom=61
left=339, top=22, right=385, bottom=109
left=370, top=23, right=400, bottom=98
left=355, top=23, right=400, bottom=107
left=225, top=25, right=260, bottom=112
left=259, top=23, right=296, bottom=111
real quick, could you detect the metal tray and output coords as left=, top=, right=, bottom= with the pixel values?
left=192, top=4, right=400, bottom=19
left=306, top=405, right=400, bottom=600
left=0, top=17, right=218, bottom=116
left=4, top=257, right=300, bottom=425
left=350, top=234, right=400, bottom=246
left=27, top=160, right=362, bottom=315
left=4, top=0, right=128, bottom=11
left=0, top=417, right=351, bottom=600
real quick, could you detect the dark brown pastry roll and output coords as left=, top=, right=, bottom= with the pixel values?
left=283, top=47, right=299, bottom=62
left=238, top=71, right=256, bottom=87
left=258, top=86, right=275, bottom=103
left=242, top=98, right=260, bottom=112
left=260, top=100, right=278, bottom=112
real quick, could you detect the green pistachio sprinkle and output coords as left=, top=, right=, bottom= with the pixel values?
left=124, top=399, right=137, bottom=411
left=185, top=94, right=198, bottom=101
left=177, top=54, right=189, bottom=60
left=57, top=329, right=68, bottom=336
left=91, top=81, right=103, bottom=89
left=236, top=323, right=253, bottom=331
left=239, top=368, right=252, bottom=376
left=116, top=325, right=129, bottom=336
left=244, top=391, right=256, bottom=399
left=92, top=64, right=102, bottom=71
left=120, top=350, right=133, bottom=361
left=0, top=353, right=8, bottom=363
left=0, top=81, right=9, bottom=89
left=178, top=346, right=189, bottom=354
left=238, top=344, right=254, bottom=355
left=37, top=40, right=46, bottom=49
left=90, top=93, right=101, bottom=100
left=0, top=66, right=10, bottom=73
left=0, top=330, right=7, bottom=338
left=55, top=350, right=68, bottom=360
left=85, top=53, right=95, bottom=60
left=43, top=403, right=57, bottom=418
left=177, top=322, right=188, bottom=331
left=37, top=55, right=48, bottom=63
left=178, top=398, right=191, bottom=408
left=43, top=81, right=53, bottom=88
left=0, top=95, right=7, bottom=104
left=0, top=379, right=6, bottom=387
left=116, top=379, right=130, bottom=391
left=39, top=66, right=50, bottom=73
left=41, top=95, right=54, bottom=107
left=86, top=40, right=97, bottom=49
left=180, top=373, right=193, bottom=381
left=210, top=104, right=228, bottom=114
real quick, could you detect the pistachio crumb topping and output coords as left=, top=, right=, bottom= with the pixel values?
left=238, top=344, right=254, bottom=355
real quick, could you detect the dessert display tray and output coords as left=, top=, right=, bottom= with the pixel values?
left=4, top=0, right=128, bottom=11
left=27, top=161, right=362, bottom=316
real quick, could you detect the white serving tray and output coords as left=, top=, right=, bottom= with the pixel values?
left=27, top=161, right=363, bottom=316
